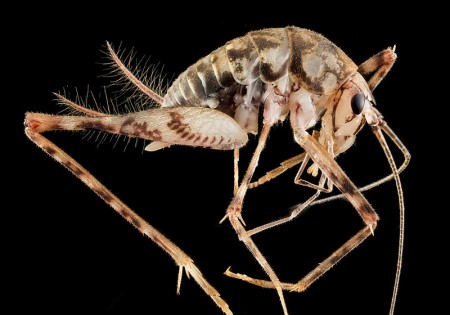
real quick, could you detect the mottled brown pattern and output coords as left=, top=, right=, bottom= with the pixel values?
left=129, top=215, right=142, bottom=229
left=186, top=67, right=206, bottom=100
left=164, top=26, right=358, bottom=113
left=321, top=226, right=370, bottom=270
left=358, top=48, right=396, bottom=77
left=287, top=27, right=357, bottom=95
left=44, top=145, right=56, bottom=156
left=178, top=75, right=197, bottom=105
left=167, top=111, right=199, bottom=142
left=343, top=185, right=361, bottom=199
left=196, top=56, right=222, bottom=95
left=118, top=209, right=142, bottom=229
left=193, top=134, right=202, bottom=143
left=259, top=62, right=288, bottom=83
left=187, top=133, right=196, bottom=141
left=214, top=83, right=240, bottom=117
left=167, top=111, right=187, bottom=130
left=226, top=35, right=259, bottom=84
left=226, top=42, right=254, bottom=63
left=95, top=187, right=113, bottom=203
left=210, top=47, right=235, bottom=88
left=249, top=28, right=287, bottom=49
left=174, top=124, right=187, bottom=134
left=120, top=117, right=162, bottom=140
left=133, top=122, right=159, bottom=138
left=26, top=27, right=404, bottom=315
left=287, top=27, right=323, bottom=93
left=63, top=159, right=83, bottom=177
left=248, top=29, right=290, bottom=83
left=326, top=166, right=378, bottom=224
left=152, top=130, right=163, bottom=141
left=217, top=71, right=235, bottom=88
left=120, top=117, right=135, bottom=129
left=332, top=171, right=356, bottom=196
left=77, top=120, right=115, bottom=133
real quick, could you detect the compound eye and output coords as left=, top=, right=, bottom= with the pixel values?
left=351, top=93, right=365, bottom=115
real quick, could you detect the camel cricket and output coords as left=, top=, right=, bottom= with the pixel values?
left=25, top=27, right=410, bottom=314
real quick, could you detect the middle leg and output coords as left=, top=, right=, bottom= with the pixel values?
left=223, top=122, right=290, bottom=315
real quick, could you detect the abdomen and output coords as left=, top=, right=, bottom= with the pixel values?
left=162, top=27, right=357, bottom=113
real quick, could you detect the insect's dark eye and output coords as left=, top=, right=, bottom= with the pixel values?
left=351, top=93, right=365, bottom=115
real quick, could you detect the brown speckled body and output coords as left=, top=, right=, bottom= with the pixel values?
left=25, top=27, right=404, bottom=315
left=163, top=27, right=358, bottom=110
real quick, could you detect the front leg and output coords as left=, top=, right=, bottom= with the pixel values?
left=295, top=130, right=379, bottom=229
left=225, top=130, right=379, bottom=293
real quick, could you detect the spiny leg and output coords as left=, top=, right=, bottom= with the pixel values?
left=248, top=153, right=305, bottom=189
left=245, top=126, right=409, bottom=237
left=233, top=149, right=240, bottom=194
left=290, top=121, right=409, bottom=315
left=25, top=125, right=232, bottom=315
left=247, top=172, right=329, bottom=237
left=27, top=42, right=246, bottom=315
left=294, top=131, right=379, bottom=229
left=246, top=146, right=406, bottom=237
left=226, top=47, right=404, bottom=315
left=301, top=123, right=410, bottom=209
left=108, top=42, right=245, bottom=199
left=227, top=124, right=407, bottom=315
left=245, top=51, right=404, bottom=231
left=224, top=123, right=273, bottom=223
left=247, top=132, right=334, bottom=236
left=248, top=130, right=320, bottom=189
left=226, top=131, right=379, bottom=293
left=292, top=155, right=333, bottom=192
left=229, top=158, right=334, bottom=291
left=228, top=214, right=288, bottom=315
left=222, top=123, right=290, bottom=315
left=225, top=225, right=372, bottom=291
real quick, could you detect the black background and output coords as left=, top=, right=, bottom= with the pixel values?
left=8, top=5, right=430, bottom=315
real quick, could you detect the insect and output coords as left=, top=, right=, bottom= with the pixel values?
left=25, top=26, right=410, bottom=314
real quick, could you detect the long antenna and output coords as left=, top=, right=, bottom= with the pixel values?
left=373, top=122, right=407, bottom=315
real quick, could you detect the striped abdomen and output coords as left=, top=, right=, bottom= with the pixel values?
left=162, top=26, right=357, bottom=111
